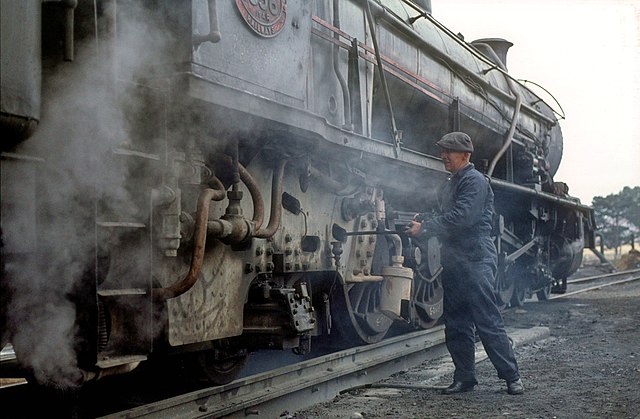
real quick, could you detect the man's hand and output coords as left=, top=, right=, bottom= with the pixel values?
left=404, top=220, right=422, bottom=237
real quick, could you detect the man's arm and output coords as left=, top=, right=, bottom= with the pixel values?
left=419, top=174, right=488, bottom=238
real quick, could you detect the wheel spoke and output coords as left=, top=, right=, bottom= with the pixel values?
left=332, top=281, right=392, bottom=344
left=411, top=270, right=443, bottom=328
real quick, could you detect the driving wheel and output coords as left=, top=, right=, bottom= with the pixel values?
left=411, top=237, right=444, bottom=328
left=495, top=263, right=515, bottom=310
left=331, top=281, right=393, bottom=344
left=197, top=348, right=247, bottom=385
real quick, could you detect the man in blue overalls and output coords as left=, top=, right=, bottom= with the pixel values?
left=406, top=132, right=524, bottom=395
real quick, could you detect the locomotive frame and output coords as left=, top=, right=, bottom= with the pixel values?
left=1, top=0, right=598, bottom=388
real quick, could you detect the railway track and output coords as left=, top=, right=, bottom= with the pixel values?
left=552, top=267, right=640, bottom=299
left=1, top=268, right=639, bottom=418
left=105, top=327, right=449, bottom=418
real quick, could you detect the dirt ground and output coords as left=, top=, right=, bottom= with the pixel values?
left=293, top=274, right=640, bottom=418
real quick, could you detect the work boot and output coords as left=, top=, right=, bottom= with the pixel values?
left=507, top=378, right=524, bottom=395
left=441, top=381, right=476, bottom=394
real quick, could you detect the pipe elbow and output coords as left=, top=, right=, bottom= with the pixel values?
left=386, top=233, right=403, bottom=258
left=255, top=160, right=287, bottom=239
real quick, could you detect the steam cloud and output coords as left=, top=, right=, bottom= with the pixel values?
left=3, top=3, right=174, bottom=388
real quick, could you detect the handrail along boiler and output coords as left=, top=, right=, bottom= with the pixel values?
left=0, top=0, right=597, bottom=387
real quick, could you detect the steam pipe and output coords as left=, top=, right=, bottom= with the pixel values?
left=332, top=0, right=352, bottom=129
left=193, top=0, right=221, bottom=46
left=230, top=140, right=240, bottom=189
left=208, top=175, right=226, bottom=194
left=222, top=156, right=265, bottom=230
left=374, top=190, right=403, bottom=258
left=487, top=81, right=521, bottom=177
left=480, top=44, right=522, bottom=178
left=238, top=162, right=264, bottom=229
left=488, top=177, right=592, bottom=213
left=152, top=188, right=225, bottom=301
left=255, top=160, right=288, bottom=238
left=386, top=232, right=403, bottom=258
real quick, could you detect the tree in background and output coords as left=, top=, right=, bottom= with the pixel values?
left=592, top=186, right=640, bottom=258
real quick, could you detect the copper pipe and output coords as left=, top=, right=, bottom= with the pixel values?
left=255, top=160, right=287, bottom=238
left=239, top=162, right=264, bottom=229
left=209, top=175, right=226, bottom=196
left=222, top=156, right=265, bottom=230
left=152, top=188, right=224, bottom=301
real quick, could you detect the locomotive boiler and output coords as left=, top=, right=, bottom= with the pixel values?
left=1, top=0, right=597, bottom=388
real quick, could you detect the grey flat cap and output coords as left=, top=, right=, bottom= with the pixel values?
left=436, top=131, right=474, bottom=152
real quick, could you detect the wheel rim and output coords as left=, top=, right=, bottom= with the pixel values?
left=495, top=264, right=515, bottom=310
left=536, top=283, right=552, bottom=301
left=411, top=269, right=444, bottom=328
left=410, top=237, right=443, bottom=328
left=197, top=350, right=247, bottom=385
left=510, top=283, right=526, bottom=307
left=332, top=281, right=392, bottom=344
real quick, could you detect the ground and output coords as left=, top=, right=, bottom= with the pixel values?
left=293, top=278, right=640, bottom=418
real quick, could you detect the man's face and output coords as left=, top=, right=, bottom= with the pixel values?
left=440, top=149, right=469, bottom=173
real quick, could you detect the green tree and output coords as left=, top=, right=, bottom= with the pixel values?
left=592, top=186, right=640, bottom=257
left=619, top=186, right=640, bottom=228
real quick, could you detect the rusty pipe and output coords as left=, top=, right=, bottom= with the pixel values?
left=209, top=175, right=225, bottom=191
left=255, top=160, right=287, bottom=238
left=238, top=162, right=265, bottom=229
left=152, top=188, right=224, bottom=301
left=222, top=156, right=265, bottom=230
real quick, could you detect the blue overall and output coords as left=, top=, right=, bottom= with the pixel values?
left=419, top=163, right=520, bottom=384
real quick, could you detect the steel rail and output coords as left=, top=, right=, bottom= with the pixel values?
left=551, top=269, right=640, bottom=300
left=567, top=268, right=640, bottom=285
left=102, top=327, right=448, bottom=418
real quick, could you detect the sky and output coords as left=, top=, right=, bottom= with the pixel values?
left=433, top=0, right=640, bottom=205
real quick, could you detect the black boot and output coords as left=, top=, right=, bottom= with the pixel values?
left=507, top=378, right=524, bottom=395
left=442, top=381, right=476, bottom=394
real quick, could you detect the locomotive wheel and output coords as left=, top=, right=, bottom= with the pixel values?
left=536, top=283, right=552, bottom=301
left=409, top=237, right=444, bottom=328
left=411, top=270, right=444, bottom=328
left=331, top=281, right=393, bottom=344
left=495, top=264, right=515, bottom=310
left=510, top=283, right=526, bottom=307
left=197, top=350, right=247, bottom=385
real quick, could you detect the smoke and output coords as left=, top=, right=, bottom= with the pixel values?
left=3, top=2, right=175, bottom=389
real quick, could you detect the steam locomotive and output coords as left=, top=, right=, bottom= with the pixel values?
left=1, top=0, right=598, bottom=388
